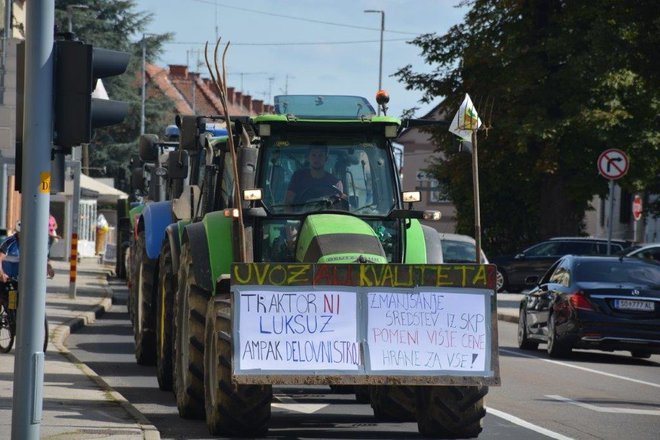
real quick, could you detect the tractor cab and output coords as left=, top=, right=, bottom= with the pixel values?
left=240, top=95, right=432, bottom=264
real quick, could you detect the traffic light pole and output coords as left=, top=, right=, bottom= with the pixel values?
left=11, top=2, right=54, bottom=439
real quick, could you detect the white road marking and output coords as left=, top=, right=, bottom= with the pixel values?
left=486, top=407, right=574, bottom=439
left=500, top=348, right=660, bottom=389
left=547, top=395, right=660, bottom=416
left=272, top=395, right=328, bottom=414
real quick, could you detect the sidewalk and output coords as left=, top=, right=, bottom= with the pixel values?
left=0, top=258, right=159, bottom=440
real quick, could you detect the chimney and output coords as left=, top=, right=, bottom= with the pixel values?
left=252, top=99, right=264, bottom=114
left=169, top=64, right=189, bottom=78
left=242, top=95, right=252, bottom=113
left=227, top=87, right=235, bottom=104
left=234, top=91, right=242, bottom=108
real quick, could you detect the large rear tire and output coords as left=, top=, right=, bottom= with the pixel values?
left=134, top=231, right=157, bottom=365
left=173, top=243, right=206, bottom=418
left=416, top=385, right=487, bottom=438
left=156, top=240, right=175, bottom=391
left=128, top=234, right=143, bottom=326
left=370, top=385, right=416, bottom=422
left=204, top=296, right=272, bottom=437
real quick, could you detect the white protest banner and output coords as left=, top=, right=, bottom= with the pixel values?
left=449, top=93, right=482, bottom=141
left=237, top=289, right=360, bottom=371
left=367, top=291, right=488, bottom=372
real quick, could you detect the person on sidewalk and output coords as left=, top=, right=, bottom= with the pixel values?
left=48, top=213, right=60, bottom=257
left=0, top=221, right=55, bottom=281
left=0, top=221, right=20, bottom=283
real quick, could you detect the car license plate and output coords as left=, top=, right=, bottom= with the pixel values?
left=613, top=299, right=655, bottom=311
left=8, top=290, right=17, bottom=310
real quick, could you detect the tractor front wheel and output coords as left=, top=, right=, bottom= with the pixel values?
left=416, top=385, right=487, bottom=438
left=204, top=295, right=272, bottom=437
left=156, top=240, right=175, bottom=391
left=370, top=385, right=416, bottom=422
left=173, top=243, right=206, bottom=419
left=134, top=231, right=157, bottom=365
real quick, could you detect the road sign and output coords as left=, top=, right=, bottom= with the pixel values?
left=633, top=195, right=643, bottom=221
left=597, top=148, right=629, bottom=180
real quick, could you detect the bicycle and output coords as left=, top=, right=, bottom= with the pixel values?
left=0, top=278, right=48, bottom=353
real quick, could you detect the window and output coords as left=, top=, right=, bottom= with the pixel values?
left=219, top=153, right=235, bottom=208
left=525, top=242, right=562, bottom=257
left=415, top=172, right=449, bottom=203
left=258, top=136, right=397, bottom=216
left=550, top=265, right=570, bottom=287
left=560, top=242, right=596, bottom=255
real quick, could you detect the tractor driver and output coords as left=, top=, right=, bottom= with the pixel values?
left=284, top=144, right=344, bottom=206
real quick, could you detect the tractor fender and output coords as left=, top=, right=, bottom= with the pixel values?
left=182, top=221, right=212, bottom=293
left=404, top=220, right=443, bottom=264
left=182, top=212, right=234, bottom=295
left=141, top=201, right=174, bottom=260
left=165, top=219, right=191, bottom=271
left=129, top=204, right=145, bottom=239
left=202, top=211, right=235, bottom=294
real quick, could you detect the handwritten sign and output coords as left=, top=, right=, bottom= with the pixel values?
left=232, top=264, right=495, bottom=379
left=367, top=291, right=487, bottom=372
left=232, top=263, right=495, bottom=289
left=237, top=289, right=360, bottom=371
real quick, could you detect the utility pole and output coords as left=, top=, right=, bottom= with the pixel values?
left=141, top=33, right=157, bottom=135
left=364, top=9, right=385, bottom=115
left=12, top=2, right=53, bottom=439
left=141, top=35, right=146, bottom=135
left=267, top=76, right=274, bottom=104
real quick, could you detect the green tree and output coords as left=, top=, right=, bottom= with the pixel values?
left=54, top=0, right=174, bottom=192
left=396, top=0, right=659, bottom=255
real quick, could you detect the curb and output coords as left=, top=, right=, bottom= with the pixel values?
left=51, top=273, right=161, bottom=440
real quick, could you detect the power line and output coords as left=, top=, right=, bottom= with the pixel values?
left=164, top=38, right=410, bottom=46
left=188, top=0, right=418, bottom=35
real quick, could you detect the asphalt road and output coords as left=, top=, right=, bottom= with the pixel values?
left=66, top=280, right=660, bottom=439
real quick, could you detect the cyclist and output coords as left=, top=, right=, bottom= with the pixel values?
left=0, top=220, right=54, bottom=281
left=0, top=221, right=20, bottom=283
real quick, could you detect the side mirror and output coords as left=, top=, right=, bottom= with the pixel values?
left=138, top=134, right=159, bottom=162
left=167, top=150, right=189, bottom=179
left=130, top=167, right=145, bottom=192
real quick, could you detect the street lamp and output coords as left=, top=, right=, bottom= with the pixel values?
left=66, top=4, right=89, bottom=33
left=364, top=9, right=384, bottom=115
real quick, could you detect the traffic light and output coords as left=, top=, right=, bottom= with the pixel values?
left=53, top=40, right=130, bottom=151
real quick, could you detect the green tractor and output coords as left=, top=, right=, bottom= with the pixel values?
left=172, top=95, right=499, bottom=438
left=153, top=118, right=228, bottom=390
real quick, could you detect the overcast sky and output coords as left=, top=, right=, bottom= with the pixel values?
left=134, top=0, right=467, bottom=117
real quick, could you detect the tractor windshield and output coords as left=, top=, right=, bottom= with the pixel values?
left=259, top=135, right=398, bottom=217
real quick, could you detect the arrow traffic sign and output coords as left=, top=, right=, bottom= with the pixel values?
left=597, top=149, right=629, bottom=180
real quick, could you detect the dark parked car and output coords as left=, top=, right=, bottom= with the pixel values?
left=517, top=255, right=660, bottom=358
left=491, top=237, right=629, bottom=292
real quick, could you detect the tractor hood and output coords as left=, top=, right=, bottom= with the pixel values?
left=295, top=214, right=387, bottom=264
